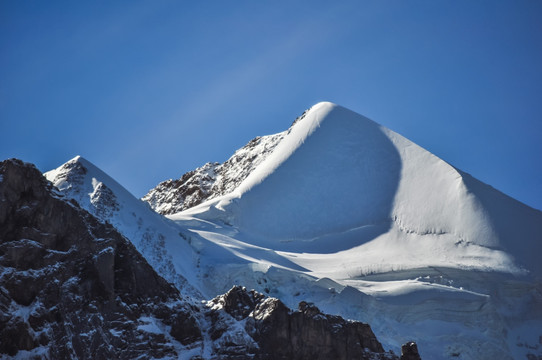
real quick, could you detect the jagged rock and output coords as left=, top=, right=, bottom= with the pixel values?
left=0, top=320, right=37, bottom=355
left=401, top=342, right=421, bottom=360
left=143, top=132, right=285, bottom=214
left=214, top=285, right=265, bottom=320
left=210, top=286, right=396, bottom=360
left=170, top=310, right=202, bottom=345
left=298, top=300, right=321, bottom=317
left=0, top=159, right=201, bottom=358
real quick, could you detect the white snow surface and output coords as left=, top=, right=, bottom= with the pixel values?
left=183, top=102, right=541, bottom=276
left=45, top=102, right=542, bottom=360
left=174, top=102, right=542, bottom=359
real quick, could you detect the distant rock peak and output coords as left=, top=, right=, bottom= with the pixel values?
left=143, top=131, right=286, bottom=215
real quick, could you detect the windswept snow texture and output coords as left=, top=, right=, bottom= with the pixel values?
left=230, top=103, right=401, bottom=240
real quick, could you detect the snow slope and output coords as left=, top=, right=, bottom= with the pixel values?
left=44, top=156, right=202, bottom=297
left=184, top=102, right=541, bottom=276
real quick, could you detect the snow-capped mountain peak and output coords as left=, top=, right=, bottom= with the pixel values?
left=165, top=102, right=542, bottom=359
left=45, top=155, right=202, bottom=298
left=45, top=155, right=123, bottom=219
left=183, top=102, right=541, bottom=277
left=40, top=102, right=542, bottom=359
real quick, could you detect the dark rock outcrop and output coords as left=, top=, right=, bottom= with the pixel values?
left=143, top=132, right=285, bottom=215
left=0, top=159, right=201, bottom=358
left=401, top=342, right=421, bottom=360
left=208, top=286, right=396, bottom=360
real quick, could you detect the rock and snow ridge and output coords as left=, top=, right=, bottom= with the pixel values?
left=1, top=159, right=402, bottom=359
left=43, top=102, right=542, bottom=360
left=142, top=109, right=320, bottom=216
left=143, top=132, right=287, bottom=215
left=142, top=108, right=314, bottom=216
left=0, top=159, right=203, bottom=358
left=44, top=155, right=203, bottom=298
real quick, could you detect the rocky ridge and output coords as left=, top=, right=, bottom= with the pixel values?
left=44, top=155, right=203, bottom=299
left=142, top=131, right=286, bottom=215
left=145, top=107, right=312, bottom=216
left=0, top=159, right=202, bottom=358
left=0, top=159, right=414, bottom=359
left=208, top=286, right=394, bottom=360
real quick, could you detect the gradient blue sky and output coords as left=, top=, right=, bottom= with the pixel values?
left=1, top=1, right=541, bottom=210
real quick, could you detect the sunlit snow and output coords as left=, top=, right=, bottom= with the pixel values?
left=45, top=102, right=542, bottom=360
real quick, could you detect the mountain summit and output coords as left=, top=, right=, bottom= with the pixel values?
left=174, top=102, right=542, bottom=277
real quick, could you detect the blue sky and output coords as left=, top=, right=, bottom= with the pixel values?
left=1, top=0, right=541, bottom=210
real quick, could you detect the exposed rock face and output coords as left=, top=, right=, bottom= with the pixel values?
left=44, top=155, right=203, bottom=299
left=208, top=286, right=397, bottom=360
left=144, top=161, right=222, bottom=214
left=0, top=159, right=201, bottom=358
left=400, top=342, right=421, bottom=360
left=143, top=132, right=286, bottom=215
left=42, top=156, right=120, bottom=220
